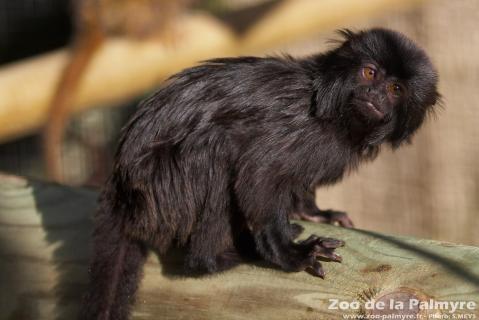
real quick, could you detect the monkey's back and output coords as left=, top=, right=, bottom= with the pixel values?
left=104, top=56, right=332, bottom=250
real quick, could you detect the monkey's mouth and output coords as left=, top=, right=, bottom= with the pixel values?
left=354, top=99, right=384, bottom=120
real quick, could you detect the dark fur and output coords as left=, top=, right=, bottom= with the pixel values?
left=81, top=28, right=439, bottom=319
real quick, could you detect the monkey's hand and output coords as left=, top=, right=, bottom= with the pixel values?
left=294, top=235, right=344, bottom=278
left=291, top=209, right=354, bottom=228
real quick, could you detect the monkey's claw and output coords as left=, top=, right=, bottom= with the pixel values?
left=298, top=235, right=344, bottom=278
left=309, top=260, right=326, bottom=278
left=316, top=237, right=345, bottom=249
left=324, top=210, right=354, bottom=228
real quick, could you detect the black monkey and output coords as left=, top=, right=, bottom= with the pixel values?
left=81, top=28, right=439, bottom=319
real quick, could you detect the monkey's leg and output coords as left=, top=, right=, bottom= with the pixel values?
left=290, top=194, right=354, bottom=228
left=184, top=202, right=243, bottom=275
left=185, top=218, right=244, bottom=274
left=80, top=211, right=147, bottom=320
left=184, top=168, right=243, bottom=274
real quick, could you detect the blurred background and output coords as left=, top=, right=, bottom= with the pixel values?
left=0, top=0, right=477, bottom=245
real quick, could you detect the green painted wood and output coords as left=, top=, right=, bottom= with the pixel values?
left=0, top=173, right=478, bottom=319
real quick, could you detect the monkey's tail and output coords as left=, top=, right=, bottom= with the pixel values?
left=80, top=203, right=147, bottom=320
left=43, top=28, right=103, bottom=183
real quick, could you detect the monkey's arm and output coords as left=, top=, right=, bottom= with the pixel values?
left=237, top=173, right=344, bottom=278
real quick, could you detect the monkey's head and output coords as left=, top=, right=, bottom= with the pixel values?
left=315, top=28, right=440, bottom=147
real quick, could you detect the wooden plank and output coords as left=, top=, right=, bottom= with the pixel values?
left=0, top=173, right=478, bottom=319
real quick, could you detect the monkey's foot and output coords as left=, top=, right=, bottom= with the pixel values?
left=185, top=249, right=244, bottom=275
left=295, top=235, right=344, bottom=278
left=292, top=209, right=354, bottom=228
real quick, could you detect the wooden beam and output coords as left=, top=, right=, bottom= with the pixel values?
left=0, top=173, right=478, bottom=319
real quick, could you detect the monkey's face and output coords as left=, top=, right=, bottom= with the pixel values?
left=350, top=63, right=406, bottom=123
left=327, top=28, right=440, bottom=147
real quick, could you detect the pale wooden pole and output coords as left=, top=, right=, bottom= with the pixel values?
left=0, top=14, right=236, bottom=142
left=0, top=0, right=429, bottom=142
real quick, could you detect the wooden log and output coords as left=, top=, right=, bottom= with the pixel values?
left=0, top=173, right=478, bottom=319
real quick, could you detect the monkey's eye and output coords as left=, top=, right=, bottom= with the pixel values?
left=387, top=83, right=404, bottom=96
left=361, top=66, right=376, bottom=81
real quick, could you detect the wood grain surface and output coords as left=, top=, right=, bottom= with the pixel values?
left=0, top=174, right=477, bottom=319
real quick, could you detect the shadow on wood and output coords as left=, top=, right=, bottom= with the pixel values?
left=0, top=174, right=477, bottom=319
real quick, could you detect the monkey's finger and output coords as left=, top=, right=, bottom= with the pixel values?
left=336, top=215, right=355, bottom=228
left=317, top=237, right=345, bottom=249
left=301, top=234, right=320, bottom=246
left=306, top=259, right=326, bottom=278
left=313, top=246, right=343, bottom=262
left=323, top=210, right=355, bottom=228
left=330, top=212, right=354, bottom=228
